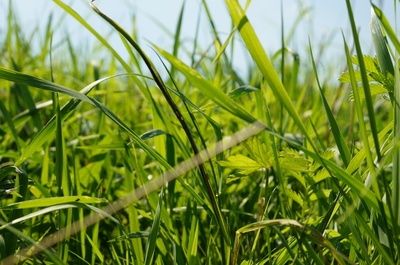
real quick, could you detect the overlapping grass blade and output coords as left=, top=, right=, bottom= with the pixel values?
left=372, top=3, right=400, bottom=236
left=309, top=42, right=351, bottom=166
left=345, top=0, right=381, bottom=161
left=0, top=67, right=93, bottom=104
left=0, top=101, right=21, bottom=152
left=155, top=47, right=257, bottom=124
left=144, top=189, right=163, bottom=265
left=372, top=4, right=400, bottom=53
left=52, top=0, right=132, bottom=72
left=224, top=0, right=309, bottom=140
left=0, top=219, right=64, bottom=264
left=12, top=74, right=133, bottom=166
left=2, top=196, right=107, bottom=210
left=89, top=1, right=231, bottom=245
left=0, top=166, right=29, bottom=257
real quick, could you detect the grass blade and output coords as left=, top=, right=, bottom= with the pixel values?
left=224, top=0, right=309, bottom=139
left=309, top=41, right=351, bottom=166
left=345, top=0, right=381, bottom=161
left=0, top=67, right=93, bottom=104
left=144, top=189, right=163, bottom=265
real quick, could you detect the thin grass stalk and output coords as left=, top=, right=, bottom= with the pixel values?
left=392, top=0, right=400, bottom=235
left=170, top=1, right=185, bottom=77
left=201, top=0, right=244, bottom=85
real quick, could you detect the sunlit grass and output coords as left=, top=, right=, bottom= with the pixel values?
left=0, top=0, right=399, bottom=264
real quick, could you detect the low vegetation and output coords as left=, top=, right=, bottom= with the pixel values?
left=0, top=0, right=399, bottom=264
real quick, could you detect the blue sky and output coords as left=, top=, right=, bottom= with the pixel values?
left=1, top=0, right=396, bottom=78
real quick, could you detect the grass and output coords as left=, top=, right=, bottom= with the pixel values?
left=0, top=0, right=399, bottom=264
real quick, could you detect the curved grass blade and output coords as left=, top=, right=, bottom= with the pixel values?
left=1, top=203, right=119, bottom=229
left=0, top=67, right=93, bottom=104
left=2, top=196, right=107, bottom=210
left=155, top=47, right=257, bottom=124
left=52, top=0, right=132, bottom=72
left=14, top=74, right=130, bottom=166
left=0, top=219, right=64, bottom=264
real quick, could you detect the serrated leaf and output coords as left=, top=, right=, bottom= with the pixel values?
left=309, top=189, right=332, bottom=201
left=351, top=55, right=379, bottom=73
left=285, top=189, right=303, bottom=207
left=243, top=137, right=272, bottom=166
left=279, top=148, right=310, bottom=172
left=313, top=169, right=331, bottom=183
left=218, top=154, right=264, bottom=175
left=339, top=70, right=373, bottom=83
left=349, top=83, right=388, bottom=100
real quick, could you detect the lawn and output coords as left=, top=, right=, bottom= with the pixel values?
left=0, top=0, right=399, bottom=264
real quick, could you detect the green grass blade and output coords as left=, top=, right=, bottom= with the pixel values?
left=224, top=0, right=309, bottom=139
left=13, top=75, right=110, bottom=166
left=155, top=47, right=257, bottom=124
left=89, top=1, right=232, bottom=245
left=372, top=4, right=400, bottom=54
left=342, top=34, right=381, bottom=197
left=0, top=101, right=21, bottom=152
left=1, top=166, right=29, bottom=257
left=170, top=1, right=185, bottom=76
left=391, top=1, right=400, bottom=236
left=309, top=42, right=351, bottom=166
left=370, top=7, right=394, bottom=76
left=2, top=196, right=107, bottom=210
left=0, top=67, right=93, bottom=104
left=144, top=189, right=163, bottom=265
left=52, top=0, right=132, bottom=72
left=187, top=219, right=199, bottom=265
left=53, top=93, right=65, bottom=195
left=345, top=0, right=381, bottom=160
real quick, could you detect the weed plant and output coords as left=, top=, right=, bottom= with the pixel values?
left=0, top=0, right=399, bottom=264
